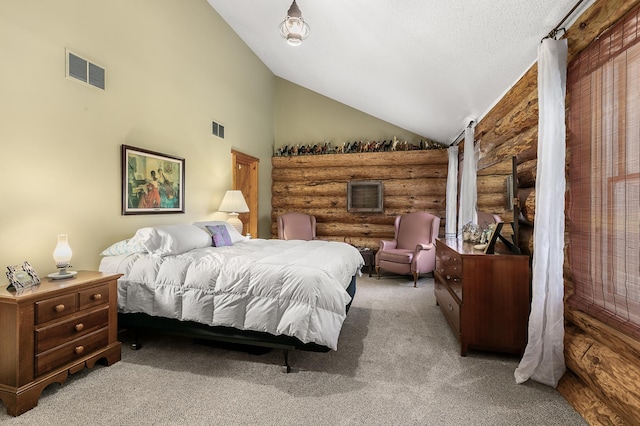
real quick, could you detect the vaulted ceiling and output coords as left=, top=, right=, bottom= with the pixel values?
left=207, top=0, right=594, bottom=144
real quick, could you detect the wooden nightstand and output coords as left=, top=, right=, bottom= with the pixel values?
left=0, top=271, right=122, bottom=416
left=357, top=247, right=375, bottom=277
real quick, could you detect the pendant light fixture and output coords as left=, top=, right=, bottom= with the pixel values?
left=279, top=0, right=310, bottom=46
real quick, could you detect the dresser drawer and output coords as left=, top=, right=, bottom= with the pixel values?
left=36, top=293, right=78, bottom=325
left=79, top=283, right=109, bottom=310
left=35, top=328, right=109, bottom=377
left=436, top=249, right=463, bottom=279
left=435, top=281, right=461, bottom=337
left=35, top=307, right=109, bottom=353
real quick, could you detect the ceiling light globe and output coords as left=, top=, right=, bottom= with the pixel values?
left=287, top=35, right=302, bottom=46
left=279, top=1, right=309, bottom=46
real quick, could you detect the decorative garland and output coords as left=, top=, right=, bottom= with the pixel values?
left=273, top=137, right=446, bottom=157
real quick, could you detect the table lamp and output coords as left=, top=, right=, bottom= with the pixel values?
left=218, top=190, right=249, bottom=234
left=49, top=234, right=77, bottom=279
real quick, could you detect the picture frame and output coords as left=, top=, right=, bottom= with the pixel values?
left=484, top=222, right=504, bottom=254
left=122, top=145, right=185, bottom=215
left=6, top=261, right=40, bottom=291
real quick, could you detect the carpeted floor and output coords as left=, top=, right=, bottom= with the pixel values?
left=0, top=274, right=586, bottom=425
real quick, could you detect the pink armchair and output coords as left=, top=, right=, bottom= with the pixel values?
left=478, top=211, right=501, bottom=226
left=277, top=212, right=317, bottom=240
left=375, top=212, right=441, bottom=287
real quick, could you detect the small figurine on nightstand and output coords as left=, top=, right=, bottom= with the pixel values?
left=48, top=234, right=77, bottom=280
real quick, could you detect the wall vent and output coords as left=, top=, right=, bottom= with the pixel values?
left=66, top=49, right=106, bottom=91
left=347, top=180, right=384, bottom=213
left=212, top=120, right=225, bottom=139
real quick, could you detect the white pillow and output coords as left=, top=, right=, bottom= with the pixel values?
left=100, top=239, right=147, bottom=256
left=193, top=221, right=247, bottom=244
left=130, top=224, right=211, bottom=257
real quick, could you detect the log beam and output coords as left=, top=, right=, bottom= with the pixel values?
left=557, top=371, right=624, bottom=425
left=564, top=325, right=640, bottom=425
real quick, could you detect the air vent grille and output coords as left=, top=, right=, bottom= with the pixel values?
left=66, top=49, right=105, bottom=91
left=212, top=121, right=225, bottom=139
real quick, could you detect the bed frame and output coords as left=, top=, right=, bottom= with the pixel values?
left=117, top=276, right=357, bottom=373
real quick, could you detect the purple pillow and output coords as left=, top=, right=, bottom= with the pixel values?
left=206, top=225, right=233, bottom=247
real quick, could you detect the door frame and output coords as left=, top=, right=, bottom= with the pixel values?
left=231, top=149, right=259, bottom=237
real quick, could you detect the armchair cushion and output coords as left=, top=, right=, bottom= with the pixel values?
left=377, top=248, right=413, bottom=265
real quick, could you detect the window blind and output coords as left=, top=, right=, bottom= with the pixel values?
left=567, top=4, right=640, bottom=338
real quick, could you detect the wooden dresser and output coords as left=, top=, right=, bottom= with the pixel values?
left=0, top=271, right=122, bottom=416
left=434, top=238, right=530, bottom=356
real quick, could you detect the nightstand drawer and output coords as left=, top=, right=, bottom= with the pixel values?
left=79, top=283, right=109, bottom=310
left=35, top=328, right=109, bottom=377
left=36, top=293, right=78, bottom=324
left=36, top=307, right=109, bottom=353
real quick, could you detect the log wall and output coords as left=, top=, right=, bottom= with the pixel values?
left=271, top=150, right=448, bottom=248
left=473, top=0, right=640, bottom=423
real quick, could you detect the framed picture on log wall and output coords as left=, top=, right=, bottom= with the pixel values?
left=121, top=145, right=185, bottom=215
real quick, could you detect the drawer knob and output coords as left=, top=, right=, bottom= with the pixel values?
left=446, top=275, right=451, bottom=280
left=54, top=304, right=65, bottom=313
left=92, top=293, right=102, bottom=301
left=74, top=346, right=84, bottom=354
left=75, top=323, right=84, bottom=332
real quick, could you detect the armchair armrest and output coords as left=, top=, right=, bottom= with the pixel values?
left=415, top=243, right=434, bottom=252
left=379, top=239, right=398, bottom=251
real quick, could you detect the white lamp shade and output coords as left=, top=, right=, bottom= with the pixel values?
left=218, top=190, right=249, bottom=234
left=218, top=190, right=249, bottom=214
left=53, top=234, right=73, bottom=267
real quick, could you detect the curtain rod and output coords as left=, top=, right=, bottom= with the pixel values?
left=543, top=0, right=587, bottom=41
left=452, top=120, right=476, bottom=146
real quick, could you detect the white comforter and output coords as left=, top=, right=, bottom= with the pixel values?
left=99, top=239, right=363, bottom=350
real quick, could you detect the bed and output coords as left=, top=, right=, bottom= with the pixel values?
left=98, top=221, right=363, bottom=372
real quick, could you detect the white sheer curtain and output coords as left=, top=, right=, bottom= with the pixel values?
left=445, top=145, right=459, bottom=238
left=458, top=123, right=477, bottom=234
left=515, top=38, right=567, bottom=387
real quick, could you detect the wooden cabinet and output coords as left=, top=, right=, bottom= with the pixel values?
left=434, top=238, right=530, bottom=356
left=0, top=271, right=121, bottom=416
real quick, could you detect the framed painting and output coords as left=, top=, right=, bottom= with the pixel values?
left=121, top=145, right=185, bottom=215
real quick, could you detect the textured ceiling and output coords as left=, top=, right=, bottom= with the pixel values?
left=207, top=0, right=595, bottom=144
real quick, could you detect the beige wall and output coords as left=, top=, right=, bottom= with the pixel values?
left=0, top=0, right=427, bottom=281
left=0, top=0, right=275, bottom=275
left=274, top=78, right=428, bottom=149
